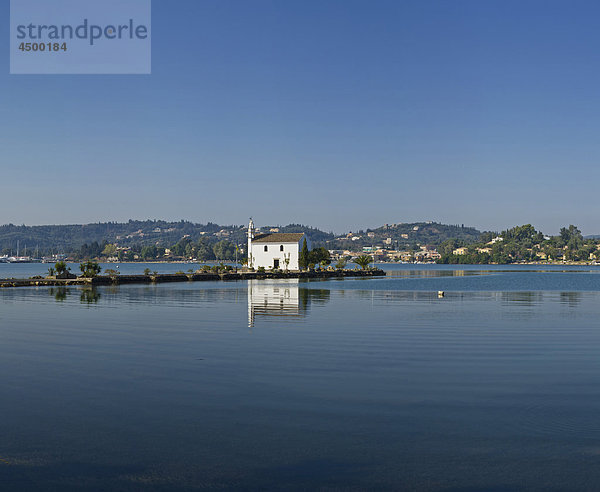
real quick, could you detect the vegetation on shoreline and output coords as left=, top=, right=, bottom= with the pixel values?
left=2, top=220, right=600, bottom=265
left=0, top=220, right=336, bottom=258
left=437, top=224, right=599, bottom=264
left=0, top=220, right=479, bottom=259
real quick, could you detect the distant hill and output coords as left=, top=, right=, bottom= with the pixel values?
left=0, top=220, right=335, bottom=256
left=0, top=220, right=233, bottom=255
left=331, top=222, right=482, bottom=250
left=271, top=224, right=334, bottom=244
left=0, top=219, right=480, bottom=255
left=585, top=235, right=600, bottom=239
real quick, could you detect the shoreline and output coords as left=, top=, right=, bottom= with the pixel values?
left=0, top=268, right=386, bottom=289
left=4, top=259, right=599, bottom=267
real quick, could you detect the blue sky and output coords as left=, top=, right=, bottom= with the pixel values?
left=1, top=0, right=599, bottom=234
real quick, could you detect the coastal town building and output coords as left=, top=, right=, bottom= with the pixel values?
left=247, top=219, right=310, bottom=271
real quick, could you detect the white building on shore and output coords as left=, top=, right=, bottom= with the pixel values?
left=247, top=219, right=310, bottom=271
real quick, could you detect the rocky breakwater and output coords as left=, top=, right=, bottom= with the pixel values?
left=0, top=269, right=385, bottom=288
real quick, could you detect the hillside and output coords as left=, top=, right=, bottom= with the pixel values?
left=332, top=222, right=481, bottom=250
left=0, top=220, right=481, bottom=256
left=0, top=220, right=335, bottom=256
left=0, top=221, right=225, bottom=254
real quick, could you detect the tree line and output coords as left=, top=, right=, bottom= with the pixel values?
left=76, top=237, right=240, bottom=262
left=437, top=224, right=598, bottom=264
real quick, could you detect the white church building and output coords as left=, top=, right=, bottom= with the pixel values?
left=247, top=219, right=310, bottom=271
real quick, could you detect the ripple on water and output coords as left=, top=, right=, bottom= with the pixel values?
left=513, top=397, right=600, bottom=439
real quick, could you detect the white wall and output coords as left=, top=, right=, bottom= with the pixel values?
left=250, top=236, right=310, bottom=270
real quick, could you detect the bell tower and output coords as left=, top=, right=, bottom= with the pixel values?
left=247, top=218, right=255, bottom=269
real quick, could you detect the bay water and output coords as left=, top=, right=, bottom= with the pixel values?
left=1, top=266, right=600, bottom=490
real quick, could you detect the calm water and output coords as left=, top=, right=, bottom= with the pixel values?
left=1, top=268, right=600, bottom=490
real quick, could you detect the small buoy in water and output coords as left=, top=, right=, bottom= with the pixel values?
left=438, top=291, right=445, bottom=297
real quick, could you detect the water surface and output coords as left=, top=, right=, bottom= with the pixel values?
left=1, top=271, right=600, bottom=490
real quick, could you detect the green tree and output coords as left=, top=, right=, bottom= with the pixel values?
left=308, top=247, right=331, bottom=267
left=560, top=225, right=582, bottom=245
left=299, top=239, right=309, bottom=270
left=213, top=240, right=235, bottom=261
left=141, top=245, right=158, bottom=260
left=194, top=237, right=216, bottom=261
left=118, top=249, right=134, bottom=262
left=479, top=231, right=496, bottom=244
left=171, top=237, right=192, bottom=257
left=80, top=261, right=102, bottom=278
left=102, top=244, right=117, bottom=257
left=354, top=255, right=372, bottom=270
left=55, top=261, right=69, bottom=275
left=335, top=258, right=347, bottom=270
left=438, top=239, right=467, bottom=256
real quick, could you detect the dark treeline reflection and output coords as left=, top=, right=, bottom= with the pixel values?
left=80, top=289, right=101, bottom=304
left=49, top=287, right=102, bottom=304
left=41, top=281, right=334, bottom=328
left=50, top=287, right=69, bottom=302
left=6, top=281, right=588, bottom=316
left=299, top=288, right=331, bottom=310
left=501, top=291, right=545, bottom=306
left=84, top=284, right=248, bottom=307
left=560, top=291, right=583, bottom=307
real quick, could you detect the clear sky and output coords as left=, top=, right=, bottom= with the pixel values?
left=1, top=0, right=599, bottom=235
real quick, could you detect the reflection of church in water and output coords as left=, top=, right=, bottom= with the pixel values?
left=247, top=279, right=330, bottom=327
